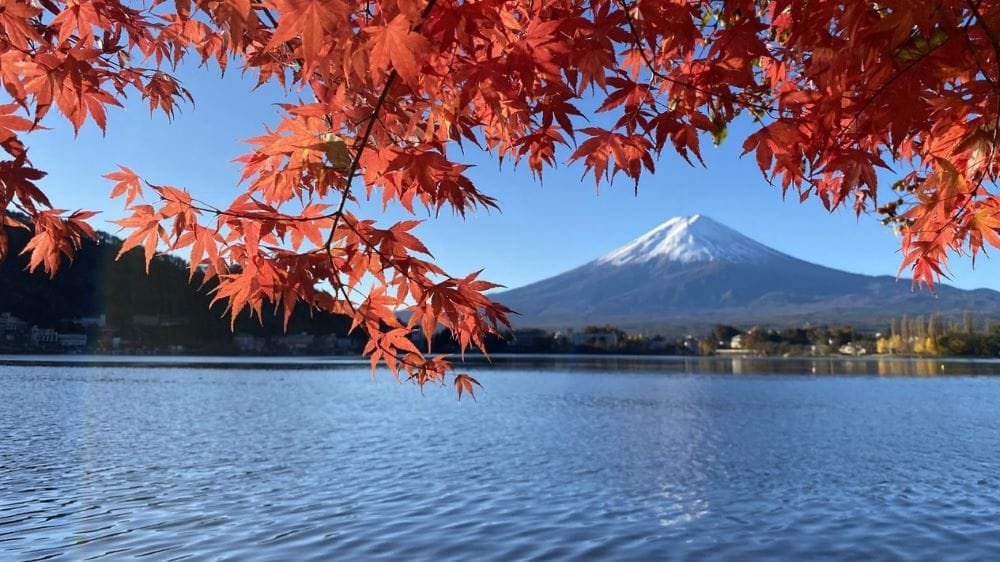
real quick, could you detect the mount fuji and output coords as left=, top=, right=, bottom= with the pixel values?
left=495, top=215, right=1000, bottom=331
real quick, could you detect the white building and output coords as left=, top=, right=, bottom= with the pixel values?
left=838, top=342, right=867, bottom=356
left=58, top=334, right=88, bottom=349
left=0, top=313, right=27, bottom=332
left=30, top=327, right=58, bottom=345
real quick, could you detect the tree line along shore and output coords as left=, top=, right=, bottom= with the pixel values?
left=1, top=224, right=997, bottom=358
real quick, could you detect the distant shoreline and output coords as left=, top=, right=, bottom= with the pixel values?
left=3, top=352, right=1000, bottom=370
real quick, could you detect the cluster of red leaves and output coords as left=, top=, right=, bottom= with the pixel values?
left=5, top=0, right=1000, bottom=395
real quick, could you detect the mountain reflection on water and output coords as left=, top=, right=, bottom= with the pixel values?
left=2, top=358, right=1000, bottom=561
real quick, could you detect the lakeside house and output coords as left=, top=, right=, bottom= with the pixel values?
left=3, top=311, right=91, bottom=351
left=30, top=327, right=58, bottom=345
left=0, top=312, right=27, bottom=333
left=57, top=334, right=87, bottom=350
left=838, top=342, right=868, bottom=356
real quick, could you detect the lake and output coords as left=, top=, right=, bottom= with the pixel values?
left=2, top=356, right=1000, bottom=560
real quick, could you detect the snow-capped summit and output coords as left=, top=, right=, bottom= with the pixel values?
left=495, top=214, right=1000, bottom=330
left=597, top=214, right=784, bottom=266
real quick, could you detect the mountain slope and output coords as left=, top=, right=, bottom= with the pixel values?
left=496, top=215, right=1000, bottom=330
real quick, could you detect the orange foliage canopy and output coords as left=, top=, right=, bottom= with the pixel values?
left=2, top=0, right=1000, bottom=395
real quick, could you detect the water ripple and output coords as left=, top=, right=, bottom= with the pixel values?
left=2, top=363, right=1000, bottom=560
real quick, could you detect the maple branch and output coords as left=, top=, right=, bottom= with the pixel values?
left=257, top=6, right=280, bottom=28
left=966, top=0, right=1000, bottom=58
left=812, top=12, right=965, bottom=201
left=323, top=0, right=439, bottom=250
left=321, top=82, right=397, bottom=271
left=167, top=190, right=340, bottom=225
left=615, top=0, right=779, bottom=119
left=957, top=2, right=998, bottom=90
left=964, top=0, right=1000, bottom=185
left=879, top=0, right=1000, bottom=251
left=302, top=0, right=464, bottom=376
left=836, top=12, right=961, bottom=154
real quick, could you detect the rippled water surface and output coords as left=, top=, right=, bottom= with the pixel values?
left=3, top=357, right=1000, bottom=560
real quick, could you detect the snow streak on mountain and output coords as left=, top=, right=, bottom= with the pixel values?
left=597, top=215, right=784, bottom=266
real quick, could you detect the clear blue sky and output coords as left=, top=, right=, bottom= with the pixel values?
left=23, top=63, right=1000, bottom=291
